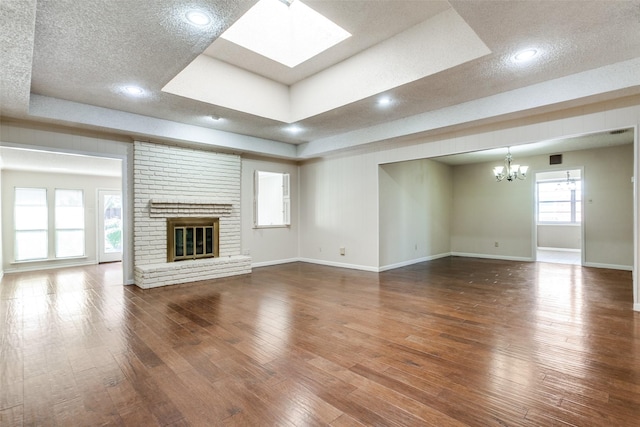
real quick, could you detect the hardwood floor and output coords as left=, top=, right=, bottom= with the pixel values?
left=1, top=258, right=639, bottom=426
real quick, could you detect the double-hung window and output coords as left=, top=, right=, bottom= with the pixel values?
left=14, top=188, right=48, bottom=261
left=254, top=171, right=290, bottom=227
left=537, top=179, right=582, bottom=224
left=55, top=189, right=85, bottom=258
left=14, top=187, right=86, bottom=261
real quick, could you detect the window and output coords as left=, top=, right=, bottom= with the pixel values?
left=537, top=179, right=582, bottom=224
left=55, top=189, right=85, bottom=258
left=254, top=171, right=290, bottom=227
left=14, top=188, right=48, bottom=261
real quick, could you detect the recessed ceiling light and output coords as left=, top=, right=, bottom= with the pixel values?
left=210, top=115, right=223, bottom=122
left=123, top=85, right=144, bottom=96
left=220, top=0, right=351, bottom=68
left=513, top=48, right=539, bottom=63
left=378, top=96, right=392, bottom=106
left=286, top=125, right=302, bottom=134
left=186, top=10, right=211, bottom=26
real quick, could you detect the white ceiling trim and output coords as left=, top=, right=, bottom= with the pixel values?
left=297, top=57, right=640, bottom=159
left=28, top=95, right=297, bottom=159
left=163, top=55, right=291, bottom=122
left=163, top=8, right=490, bottom=124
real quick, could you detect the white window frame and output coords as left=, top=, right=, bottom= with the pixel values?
left=537, top=179, right=582, bottom=225
left=254, top=170, right=291, bottom=228
left=54, top=188, right=86, bottom=258
left=14, top=187, right=48, bottom=262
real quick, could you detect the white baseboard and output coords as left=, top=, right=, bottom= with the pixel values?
left=379, top=252, right=451, bottom=272
left=583, top=262, right=633, bottom=271
left=246, top=254, right=633, bottom=274
left=252, top=258, right=300, bottom=268
left=297, top=257, right=379, bottom=272
left=4, top=259, right=97, bottom=274
left=451, top=252, right=533, bottom=262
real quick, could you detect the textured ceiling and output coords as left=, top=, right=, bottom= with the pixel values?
left=1, top=0, right=640, bottom=160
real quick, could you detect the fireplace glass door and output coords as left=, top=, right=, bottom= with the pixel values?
left=168, top=218, right=219, bottom=262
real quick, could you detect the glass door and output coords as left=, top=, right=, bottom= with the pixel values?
left=98, top=190, right=122, bottom=263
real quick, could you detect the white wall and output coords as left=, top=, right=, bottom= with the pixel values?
left=0, top=162, right=3, bottom=278
left=379, top=158, right=452, bottom=269
left=538, top=225, right=581, bottom=249
left=452, top=144, right=633, bottom=268
left=1, top=169, right=121, bottom=272
left=299, top=154, right=379, bottom=271
left=241, top=156, right=299, bottom=267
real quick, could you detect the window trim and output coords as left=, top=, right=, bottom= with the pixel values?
left=12, top=186, right=89, bottom=263
left=54, top=188, right=86, bottom=259
left=536, top=178, right=582, bottom=225
left=14, top=187, right=49, bottom=262
left=254, top=170, right=291, bottom=228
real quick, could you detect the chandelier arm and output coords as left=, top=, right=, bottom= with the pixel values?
left=493, top=148, right=528, bottom=183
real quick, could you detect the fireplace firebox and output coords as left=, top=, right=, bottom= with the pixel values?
left=167, top=218, right=219, bottom=262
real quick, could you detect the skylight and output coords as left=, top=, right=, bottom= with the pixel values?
left=219, top=0, right=351, bottom=68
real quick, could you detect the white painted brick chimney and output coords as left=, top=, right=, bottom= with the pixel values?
left=133, top=141, right=250, bottom=288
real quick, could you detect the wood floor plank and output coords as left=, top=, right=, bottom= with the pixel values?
left=0, top=405, right=23, bottom=427
left=2, top=259, right=640, bottom=425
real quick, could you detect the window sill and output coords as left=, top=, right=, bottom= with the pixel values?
left=253, top=225, right=291, bottom=229
left=537, top=223, right=581, bottom=226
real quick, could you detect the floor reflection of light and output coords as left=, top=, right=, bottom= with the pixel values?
left=22, top=294, right=50, bottom=320
left=534, top=264, right=583, bottom=321
left=532, top=264, right=586, bottom=370
left=98, top=285, right=125, bottom=330
left=486, top=264, right=586, bottom=397
left=53, top=270, right=87, bottom=284
left=56, top=289, right=90, bottom=318
left=256, top=296, right=291, bottom=356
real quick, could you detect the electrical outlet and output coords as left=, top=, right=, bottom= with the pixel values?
left=494, top=241, right=499, bottom=247
left=243, top=249, right=250, bottom=255
left=340, top=247, right=346, bottom=256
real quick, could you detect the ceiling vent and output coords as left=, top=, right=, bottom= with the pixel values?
left=549, top=154, right=562, bottom=165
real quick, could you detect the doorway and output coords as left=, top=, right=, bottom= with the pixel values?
left=98, top=189, right=123, bottom=263
left=535, top=169, right=583, bottom=265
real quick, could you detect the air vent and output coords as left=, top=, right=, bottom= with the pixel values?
left=609, top=129, right=629, bottom=135
left=549, top=154, right=562, bottom=165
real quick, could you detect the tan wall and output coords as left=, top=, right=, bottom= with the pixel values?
left=538, top=225, right=581, bottom=249
left=451, top=144, right=633, bottom=268
left=379, top=158, right=452, bottom=269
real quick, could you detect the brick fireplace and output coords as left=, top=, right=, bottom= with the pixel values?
left=133, top=141, right=251, bottom=289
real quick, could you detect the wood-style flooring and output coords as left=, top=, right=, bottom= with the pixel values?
left=1, top=257, right=639, bottom=426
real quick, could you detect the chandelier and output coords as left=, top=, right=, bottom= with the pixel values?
left=559, top=171, right=577, bottom=190
left=493, top=148, right=528, bottom=182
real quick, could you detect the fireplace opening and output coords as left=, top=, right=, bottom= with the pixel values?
left=167, top=217, right=219, bottom=262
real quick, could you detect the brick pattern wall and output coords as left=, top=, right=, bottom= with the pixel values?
left=149, top=198, right=232, bottom=218
left=134, top=256, right=251, bottom=289
left=133, top=141, right=247, bottom=287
